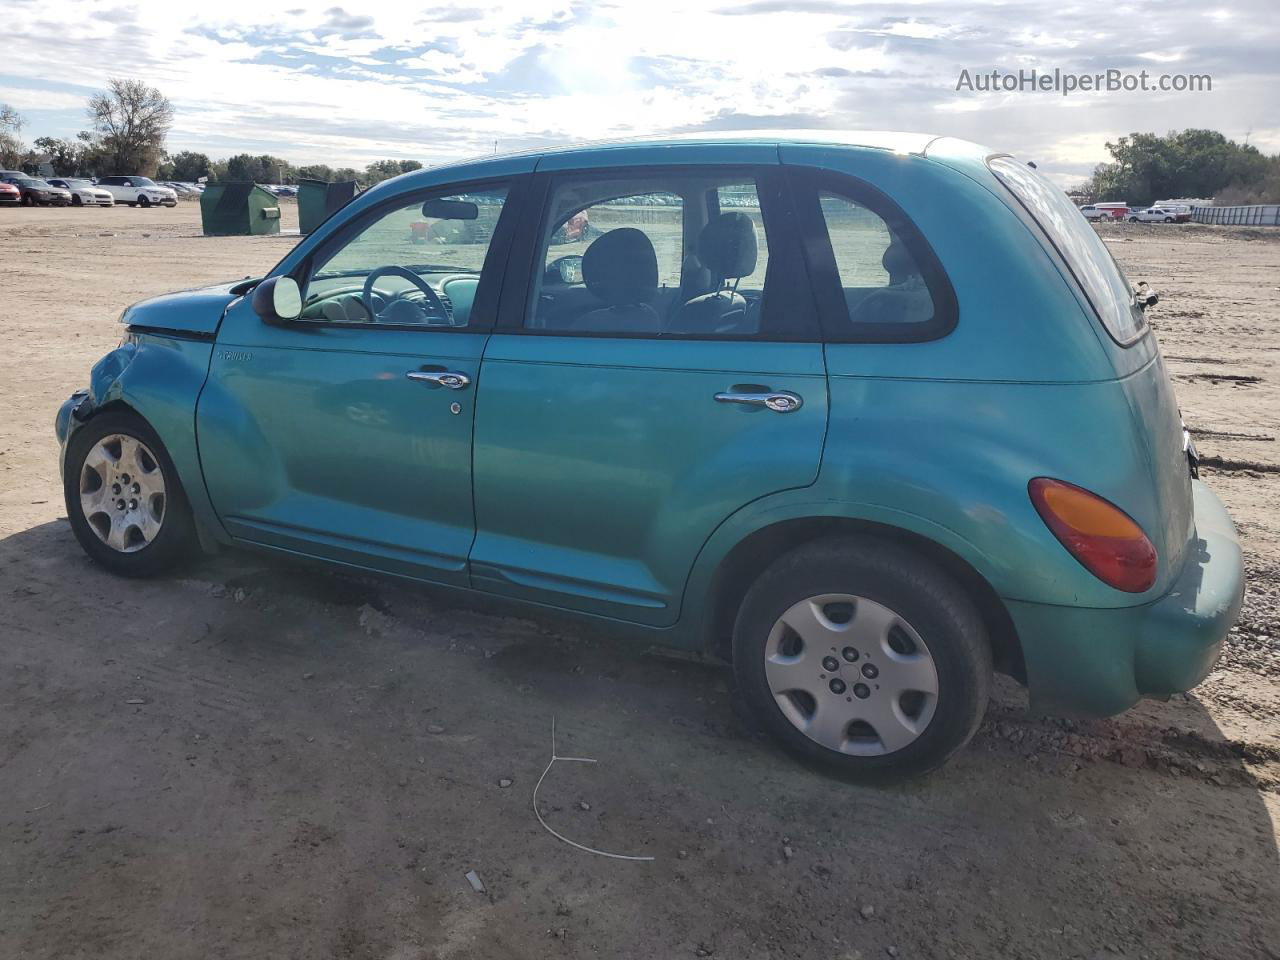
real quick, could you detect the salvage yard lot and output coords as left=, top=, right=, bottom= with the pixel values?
left=1, top=205, right=1278, bottom=959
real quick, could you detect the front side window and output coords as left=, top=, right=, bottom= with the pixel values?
left=301, top=186, right=508, bottom=327
left=989, top=155, right=1146, bottom=344
left=528, top=171, right=796, bottom=338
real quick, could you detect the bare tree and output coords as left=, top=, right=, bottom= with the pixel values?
left=87, top=78, right=173, bottom=176
left=0, top=103, right=25, bottom=168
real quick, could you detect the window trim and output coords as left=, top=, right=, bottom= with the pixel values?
left=495, top=163, right=822, bottom=343
left=787, top=166, right=959, bottom=345
left=280, top=174, right=528, bottom=334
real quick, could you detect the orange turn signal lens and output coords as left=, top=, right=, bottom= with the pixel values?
left=1028, top=478, right=1157, bottom=593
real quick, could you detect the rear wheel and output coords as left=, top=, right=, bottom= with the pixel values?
left=732, top=537, right=991, bottom=783
left=64, top=411, right=197, bottom=577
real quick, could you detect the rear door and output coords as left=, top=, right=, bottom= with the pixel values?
left=468, top=154, right=828, bottom=626
left=197, top=178, right=524, bottom=584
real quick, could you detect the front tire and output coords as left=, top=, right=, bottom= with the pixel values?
left=64, top=411, right=197, bottom=577
left=138, top=195, right=151, bottom=208
left=732, top=537, right=992, bottom=783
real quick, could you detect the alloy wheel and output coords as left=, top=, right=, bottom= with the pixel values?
left=78, top=434, right=167, bottom=553
left=764, top=593, right=939, bottom=756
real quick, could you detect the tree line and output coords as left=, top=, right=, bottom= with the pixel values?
left=0, top=78, right=423, bottom=186
left=1071, top=129, right=1280, bottom=205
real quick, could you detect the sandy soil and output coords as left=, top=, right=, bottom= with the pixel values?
left=1, top=204, right=1278, bottom=960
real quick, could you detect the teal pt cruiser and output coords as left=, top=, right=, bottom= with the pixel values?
left=56, top=132, right=1244, bottom=781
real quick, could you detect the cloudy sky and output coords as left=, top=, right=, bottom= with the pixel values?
left=1, top=0, right=1277, bottom=185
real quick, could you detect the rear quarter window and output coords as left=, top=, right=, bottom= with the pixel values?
left=988, top=156, right=1146, bottom=345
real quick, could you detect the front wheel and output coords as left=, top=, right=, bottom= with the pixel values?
left=64, top=411, right=197, bottom=577
left=138, top=195, right=151, bottom=208
left=732, top=537, right=992, bottom=783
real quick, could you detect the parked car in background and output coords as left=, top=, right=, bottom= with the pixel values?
left=95, top=176, right=178, bottom=208
left=0, top=176, right=72, bottom=206
left=1092, top=202, right=1131, bottom=220
left=55, top=131, right=1243, bottom=783
left=1079, top=205, right=1107, bottom=221
left=0, top=181, right=20, bottom=205
left=1129, top=207, right=1178, bottom=223
left=47, top=178, right=114, bottom=207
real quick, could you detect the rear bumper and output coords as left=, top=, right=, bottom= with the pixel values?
left=1007, top=480, right=1244, bottom=717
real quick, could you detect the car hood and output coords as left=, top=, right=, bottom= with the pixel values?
left=121, top=280, right=249, bottom=337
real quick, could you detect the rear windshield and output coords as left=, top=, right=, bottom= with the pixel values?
left=988, top=156, right=1146, bottom=345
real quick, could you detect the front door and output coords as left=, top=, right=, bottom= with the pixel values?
left=197, top=180, right=519, bottom=584
left=469, top=161, right=828, bottom=625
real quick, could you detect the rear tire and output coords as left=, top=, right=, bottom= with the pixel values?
left=64, top=410, right=198, bottom=578
left=732, top=536, right=991, bottom=783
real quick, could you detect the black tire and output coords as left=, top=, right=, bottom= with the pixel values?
left=138, top=195, right=151, bottom=208
left=71, top=195, right=82, bottom=207
left=22, top=193, right=33, bottom=206
left=732, top=536, right=992, bottom=783
left=63, top=410, right=198, bottom=577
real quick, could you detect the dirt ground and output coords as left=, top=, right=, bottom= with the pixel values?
left=1, top=203, right=1278, bottom=960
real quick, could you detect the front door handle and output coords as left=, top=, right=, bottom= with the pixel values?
left=714, top=390, right=803, bottom=413
left=406, top=370, right=471, bottom=390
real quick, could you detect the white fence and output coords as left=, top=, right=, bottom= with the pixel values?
left=1191, top=204, right=1280, bottom=226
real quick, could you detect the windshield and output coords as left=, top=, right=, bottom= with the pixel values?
left=134, top=177, right=157, bottom=187
left=989, top=155, right=1147, bottom=345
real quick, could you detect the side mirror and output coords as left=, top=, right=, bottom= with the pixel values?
left=546, top=255, right=584, bottom=285
left=251, top=275, right=303, bottom=322
left=1135, top=281, right=1159, bottom=309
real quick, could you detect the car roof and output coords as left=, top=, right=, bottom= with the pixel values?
left=397, top=130, right=989, bottom=183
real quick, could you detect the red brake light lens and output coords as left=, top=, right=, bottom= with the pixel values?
left=1028, top=478, right=1157, bottom=593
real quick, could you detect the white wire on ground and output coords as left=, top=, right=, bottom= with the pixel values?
left=531, top=717, right=655, bottom=862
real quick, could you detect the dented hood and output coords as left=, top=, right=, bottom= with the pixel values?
left=120, top=280, right=252, bottom=337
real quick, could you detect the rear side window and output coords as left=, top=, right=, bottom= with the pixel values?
left=988, top=156, right=1146, bottom=345
left=789, top=170, right=956, bottom=343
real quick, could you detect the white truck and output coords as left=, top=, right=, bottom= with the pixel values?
left=95, top=176, right=178, bottom=208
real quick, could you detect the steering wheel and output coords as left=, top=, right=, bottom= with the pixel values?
left=361, top=266, right=449, bottom=324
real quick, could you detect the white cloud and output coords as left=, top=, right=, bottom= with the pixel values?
left=0, top=0, right=1275, bottom=183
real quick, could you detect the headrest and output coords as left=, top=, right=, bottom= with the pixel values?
left=698, top=212, right=757, bottom=280
left=882, top=240, right=915, bottom=283
left=583, top=228, right=658, bottom=305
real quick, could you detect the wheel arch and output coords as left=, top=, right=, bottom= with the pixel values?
left=698, top=515, right=1025, bottom=681
left=67, top=338, right=225, bottom=551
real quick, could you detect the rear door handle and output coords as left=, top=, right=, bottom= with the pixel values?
left=714, top=390, right=803, bottom=413
left=406, top=370, right=471, bottom=390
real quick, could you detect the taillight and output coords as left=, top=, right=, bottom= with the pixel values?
left=1028, top=478, right=1157, bottom=593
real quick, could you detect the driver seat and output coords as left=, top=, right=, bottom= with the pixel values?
left=321, top=295, right=371, bottom=322
left=569, top=228, right=663, bottom=333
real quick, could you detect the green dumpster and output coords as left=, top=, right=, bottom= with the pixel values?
left=297, top=179, right=360, bottom=234
left=199, top=182, right=281, bottom=236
